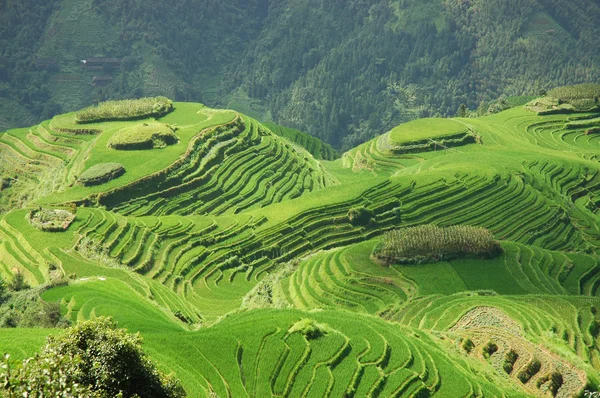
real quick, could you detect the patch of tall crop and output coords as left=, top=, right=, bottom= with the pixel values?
left=75, top=97, right=173, bottom=123
left=372, top=224, right=502, bottom=265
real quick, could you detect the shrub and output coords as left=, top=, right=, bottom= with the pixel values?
left=78, top=162, right=125, bottom=186
left=0, top=317, right=186, bottom=397
left=461, top=338, right=474, bottom=353
left=7, top=271, right=29, bottom=292
left=372, top=224, right=502, bottom=265
left=0, top=285, right=70, bottom=328
left=589, top=320, right=600, bottom=338
left=75, top=96, right=174, bottom=123
left=28, top=207, right=76, bottom=232
left=503, top=349, right=518, bottom=374
left=347, top=206, right=374, bottom=226
left=107, top=122, right=178, bottom=150
left=517, top=358, right=541, bottom=383
left=482, top=341, right=498, bottom=358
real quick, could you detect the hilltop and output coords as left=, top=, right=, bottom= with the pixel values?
left=1, top=0, right=600, bottom=147
left=1, top=88, right=600, bottom=396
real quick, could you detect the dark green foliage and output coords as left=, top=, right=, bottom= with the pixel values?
left=372, top=225, right=502, bottom=265
left=2, top=0, right=600, bottom=147
left=0, top=285, right=69, bottom=328
left=78, top=163, right=126, bottom=186
left=1, top=352, right=95, bottom=397
left=347, top=206, right=374, bottom=226
left=461, top=338, right=474, bottom=353
left=482, top=341, right=498, bottom=358
left=517, top=359, right=541, bottom=383
left=503, top=350, right=519, bottom=374
left=7, top=271, right=28, bottom=292
left=0, top=317, right=185, bottom=397
left=224, top=0, right=600, bottom=147
left=589, top=320, right=600, bottom=338
left=0, top=0, right=62, bottom=128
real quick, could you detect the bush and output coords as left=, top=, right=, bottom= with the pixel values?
left=107, top=122, right=178, bottom=150
left=347, top=206, right=374, bottom=226
left=517, top=358, right=541, bottom=383
left=75, top=97, right=174, bottom=123
left=372, top=224, right=502, bottom=265
left=503, top=349, right=518, bottom=374
left=0, top=317, right=185, bottom=397
left=0, top=286, right=70, bottom=328
left=7, top=271, right=29, bottom=292
left=482, top=341, right=498, bottom=358
left=461, top=338, right=474, bottom=353
left=78, top=162, right=126, bottom=186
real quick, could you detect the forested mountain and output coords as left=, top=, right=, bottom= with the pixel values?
left=2, top=0, right=599, bottom=147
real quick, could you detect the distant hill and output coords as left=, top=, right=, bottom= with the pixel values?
left=1, top=0, right=600, bottom=147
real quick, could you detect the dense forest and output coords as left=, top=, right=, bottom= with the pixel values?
left=1, top=0, right=599, bottom=147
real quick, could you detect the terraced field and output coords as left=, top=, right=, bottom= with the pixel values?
left=2, top=96, right=600, bottom=397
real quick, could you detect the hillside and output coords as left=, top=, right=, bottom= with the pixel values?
left=2, top=89, right=600, bottom=396
left=1, top=0, right=600, bottom=147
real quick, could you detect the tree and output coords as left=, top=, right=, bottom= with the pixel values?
left=457, top=103, right=467, bottom=118
left=1, top=317, right=186, bottom=397
left=7, top=271, right=28, bottom=292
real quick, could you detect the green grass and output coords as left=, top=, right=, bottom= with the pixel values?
left=388, top=117, right=467, bottom=144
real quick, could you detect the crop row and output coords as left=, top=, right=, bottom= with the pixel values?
left=102, top=116, right=330, bottom=217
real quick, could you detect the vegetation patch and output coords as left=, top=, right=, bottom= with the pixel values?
left=503, top=350, right=519, bottom=374
left=107, top=122, right=178, bottom=150
left=75, top=96, right=174, bottom=123
left=372, top=225, right=502, bottom=265
left=0, top=317, right=185, bottom=397
left=527, top=84, right=600, bottom=114
left=78, top=162, right=125, bottom=186
left=347, top=206, right=374, bottom=226
left=28, top=207, right=75, bottom=232
left=287, top=318, right=328, bottom=339
left=517, top=359, right=541, bottom=383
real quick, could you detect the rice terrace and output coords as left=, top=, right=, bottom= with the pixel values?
left=2, top=84, right=600, bottom=397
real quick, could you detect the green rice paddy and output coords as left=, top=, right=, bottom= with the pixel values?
left=1, top=96, right=600, bottom=397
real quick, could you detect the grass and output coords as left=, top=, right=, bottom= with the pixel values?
left=2, top=96, right=600, bottom=396
left=78, top=162, right=125, bottom=186
left=388, top=117, right=467, bottom=144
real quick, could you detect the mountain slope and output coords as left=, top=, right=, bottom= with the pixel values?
left=1, top=0, right=600, bottom=147
left=1, top=90, right=600, bottom=396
